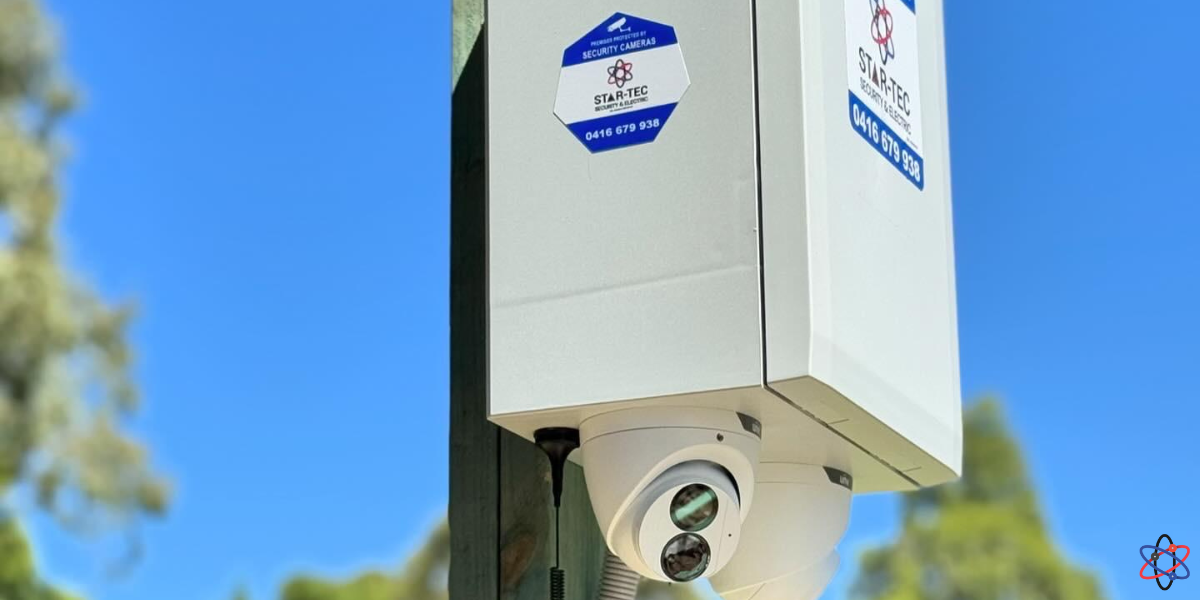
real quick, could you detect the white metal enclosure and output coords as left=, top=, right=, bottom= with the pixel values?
left=486, top=0, right=961, bottom=492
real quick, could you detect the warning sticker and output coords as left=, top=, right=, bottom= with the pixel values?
left=554, top=13, right=691, bottom=153
left=845, top=0, right=925, bottom=189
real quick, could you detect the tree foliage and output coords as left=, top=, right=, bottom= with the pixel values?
left=851, top=399, right=1107, bottom=600
left=0, top=0, right=167, bottom=536
left=0, top=0, right=169, bottom=596
left=0, top=516, right=81, bottom=600
left=280, top=522, right=450, bottom=600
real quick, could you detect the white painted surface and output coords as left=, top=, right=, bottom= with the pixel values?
left=487, top=0, right=962, bottom=490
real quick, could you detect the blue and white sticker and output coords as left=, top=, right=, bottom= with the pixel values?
left=845, top=0, right=925, bottom=189
left=554, top=13, right=690, bottom=153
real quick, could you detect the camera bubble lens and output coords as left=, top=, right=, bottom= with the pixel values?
left=661, top=533, right=710, bottom=582
left=670, top=483, right=719, bottom=532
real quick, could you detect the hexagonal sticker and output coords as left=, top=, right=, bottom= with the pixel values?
left=554, top=13, right=691, bottom=153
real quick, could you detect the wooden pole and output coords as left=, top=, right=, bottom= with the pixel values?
left=450, top=3, right=608, bottom=599
left=448, top=10, right=496, bottom=596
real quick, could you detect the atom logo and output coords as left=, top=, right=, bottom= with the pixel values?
left=1140, top=534, right=1191, bottom=591
left=607, top=59, right=634, bottom=88
left=869, top=0, right=896, bottom=66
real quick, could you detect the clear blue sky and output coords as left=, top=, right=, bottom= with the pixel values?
left=22, top=1, right=1199, bottom=600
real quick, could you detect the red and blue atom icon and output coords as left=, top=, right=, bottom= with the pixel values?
left=1141, top=534, right=1190, bottom=591
left=869, top=0, right=895, bottom=66
left=606, top=59, right=634, bottom=89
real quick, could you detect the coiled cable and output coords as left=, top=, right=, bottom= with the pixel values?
left=596, top=551, right=640, bottom=600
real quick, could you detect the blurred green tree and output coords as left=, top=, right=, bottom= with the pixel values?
left=0, top=0, right=170, bottom=592
left=851, top=399, right=1107, bottom=600
left=0, top=516, right=81, bottom=600
left=273, top=520, right=701, bottom=600
left=280, top=523, right=449, bottom=600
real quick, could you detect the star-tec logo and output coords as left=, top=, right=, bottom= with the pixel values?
left=869, top=0, right=896, bottom=65
left=607, top=59, right=634, bottom=88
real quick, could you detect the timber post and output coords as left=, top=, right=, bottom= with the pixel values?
left=450, top=3, right=608, bottom=599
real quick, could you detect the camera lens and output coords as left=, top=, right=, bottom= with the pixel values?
left=670, top=483, right=719, bottom=531
left=661, top=533, right=711, bottom=582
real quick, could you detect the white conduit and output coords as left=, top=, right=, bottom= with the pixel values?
left=596, top=551, right=641, bottom=600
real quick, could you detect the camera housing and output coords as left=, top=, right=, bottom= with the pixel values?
left=718, top=553, right=841, bottom=600
left=579, top=407, right=761, bottom=581
left=709, top=463, right=852, bottom=600
left=484, top=0, right=961, bottom=592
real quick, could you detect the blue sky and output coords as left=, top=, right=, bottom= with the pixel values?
left=21, top=1, right=1199, bottom=600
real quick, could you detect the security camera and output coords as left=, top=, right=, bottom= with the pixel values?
left=718, top=552, right=840, bottom=600
left=486, top=0, right=964, bottom=593
left=709, top=463, right=852, bottom=600
left=579, top=407, right=762, bottom=583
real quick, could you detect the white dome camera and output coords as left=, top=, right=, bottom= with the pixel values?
left=579, top=407, right=762, bottom=583
left=709, top=463, right=852, bottom=600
